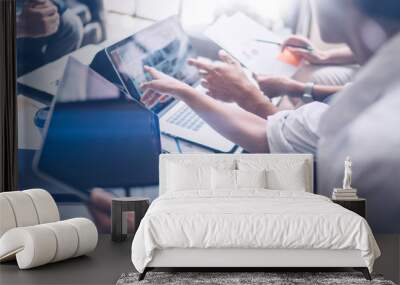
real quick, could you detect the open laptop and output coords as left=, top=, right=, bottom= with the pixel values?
left=105, top=16, right=235, bottom=153
left=34, top=58, right=161, bottom=201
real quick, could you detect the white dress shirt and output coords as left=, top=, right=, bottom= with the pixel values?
left=267, top=102, right=328, bottom=154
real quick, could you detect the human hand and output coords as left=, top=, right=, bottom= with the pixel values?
left=140, top=66, right=194, bottom=108
left=255, top=75, right=305, bottom=98
left=87, top=188, right=113, bottom=233
left=88, top=188, right=135, bottom=234
left=17, top=0, right=60, bottom=38
left=188, top=50, right=263, bottom=106
left=282, top=35, right=329, bottom=65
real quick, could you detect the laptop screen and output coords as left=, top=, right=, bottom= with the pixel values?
left=106, top=16, right=200, bottom=112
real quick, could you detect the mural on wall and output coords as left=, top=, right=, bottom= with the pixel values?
left=16, top=0, right=400, bottom=233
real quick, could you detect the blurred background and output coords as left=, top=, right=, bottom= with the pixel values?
left=105, top=0, right=301, bottom=40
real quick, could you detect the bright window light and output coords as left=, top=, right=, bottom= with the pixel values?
left=181, top=0, right=293, bottom=29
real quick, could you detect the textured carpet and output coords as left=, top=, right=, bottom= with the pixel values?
left=117, top=272, right=396, bottom=285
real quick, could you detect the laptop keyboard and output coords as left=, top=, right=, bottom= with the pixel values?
left=166, top=105, right=205, bottom=132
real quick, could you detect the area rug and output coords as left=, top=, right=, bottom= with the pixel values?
left=116, top=272, right=396, bottom=285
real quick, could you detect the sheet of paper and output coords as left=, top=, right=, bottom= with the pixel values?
left=17, top=44, right=103, bottom=96
left=205, top=12, right=298, bottom=77
left=18, top=95, right=46, bottom=150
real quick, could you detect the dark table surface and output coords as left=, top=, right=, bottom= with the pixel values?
left=0, top=234, right=134, bottom=285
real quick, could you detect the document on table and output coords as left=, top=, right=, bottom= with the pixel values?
left=17, top=95, right=46, bottom=150
left=204, top=12, right=300, bottom=77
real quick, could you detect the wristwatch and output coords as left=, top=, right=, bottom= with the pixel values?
left=302, top=82, right=315, bottom=103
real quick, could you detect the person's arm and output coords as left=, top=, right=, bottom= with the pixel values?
left=309, top=84, right=344, bottom=101
left=282, top=35, right=357, bottom=65
left=316, top=47, right=357, bottom=65
left=256, top=75, right=344, bottom=102
left=16, top=0, right=60, bottom=39
left=180, top=88, right=270, bottom=153
left=238, top=94, right=279, bottom=119
left=188, top=50, right=279, bottom=119
left=140, top=66, right=269, bottom=153
left=286, top=80, right=344, bottom=101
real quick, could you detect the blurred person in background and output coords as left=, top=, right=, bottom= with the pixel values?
left=16, top=0, right=83, bottom=75
left=316, top=0, right=400, bottom=233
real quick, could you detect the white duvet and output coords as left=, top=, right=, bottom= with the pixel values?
left=131, top=190, right=380, bottom=273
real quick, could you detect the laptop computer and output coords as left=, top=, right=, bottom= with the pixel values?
left=34, top=58, right=161, bottom=200
left=105, top=16, right=235, bottom=153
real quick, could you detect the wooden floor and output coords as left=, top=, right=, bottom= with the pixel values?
left=1, top=234, right=398, bottom=284
left=0, top=235, right=133, bottom=285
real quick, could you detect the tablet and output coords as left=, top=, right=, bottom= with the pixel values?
left=105, top=16, right=199, bottom=113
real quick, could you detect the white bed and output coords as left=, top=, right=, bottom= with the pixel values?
left=131, top=154, right=380, bottom=280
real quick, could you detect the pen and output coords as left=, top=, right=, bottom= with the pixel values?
left=254, top=39, right=314, bottom=52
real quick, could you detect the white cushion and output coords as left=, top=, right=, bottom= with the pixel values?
left=0, top=196, right=17, bottom=237
left=211, top=169, right=268, bottom=191
left=0, top=226, right=58, bottom=269
left=42, top=221, right=79, bottom=262
left=164, top=158, right=236, bottom=193
left=0, top=189, right=60, bottom=238
left=212, top=168, right=236, bottom=190
left=236, top=169, right=268, bottom=189
left=0, top=218, right=97, bottom=269
left=237, top=159, right=307, bottom=191
left=167, top=163, right=211, bottom=191
left=24, top=189, right=60, bottom=224
left=267, top=169, right=306, bottom=191
left=1, top=192, right=39, bottom=227
left=65, top=218, right=98, bottom=257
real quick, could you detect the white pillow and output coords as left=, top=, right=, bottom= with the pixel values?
left=236, top=169, right=267, bottom=189
left=211, top=168, right=236, bottom=190
left=267, top=168, right=306, bottom=191
left=237, top=159, right=308, bottom=191
left=167, top=163, right=211, bottom=191
left=211, top=169, right=268, bottom=190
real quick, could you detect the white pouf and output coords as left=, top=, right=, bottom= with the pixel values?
left=0, top=218, right=98, bottom=269
left=0, top=189, right=98, bottom=269
left=1, top=191, right=40, bottom=227
left=24, top=189, right=60, bottom=224
left=0, top=196, right=17, bottom=237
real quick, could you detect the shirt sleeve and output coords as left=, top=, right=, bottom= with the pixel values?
left=266, top=102, right=329, bottom=154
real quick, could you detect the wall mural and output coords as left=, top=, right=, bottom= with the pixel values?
left=16, top=0, right=400, bottom=233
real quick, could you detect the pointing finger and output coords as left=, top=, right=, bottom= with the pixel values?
left=218, top=50, right=239, bottom=66
left=200, top=79, right=210, bottom=89
left=188, top=58, right=215, bottom=72
left=144, top=65, right=163, bottom=79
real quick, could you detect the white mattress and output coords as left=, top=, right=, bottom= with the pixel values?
left=131, top=190, right=380, bottom=273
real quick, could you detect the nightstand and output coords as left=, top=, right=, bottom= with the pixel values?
left=111, top=197, right=150, bottom=242
left=332, top=198, right=366, bottom=218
